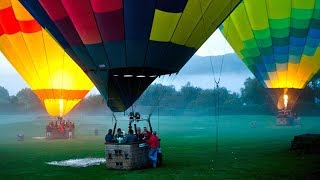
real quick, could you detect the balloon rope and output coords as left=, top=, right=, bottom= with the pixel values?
left=149, top=75, right=176, bottom=114
left=212, top=5, right=231, bottom=86
left=158, top=105, right=160, bottom=136
left=215, top=83, right=220, bottom=152
left=148, top=74, right=177, bottom=116
left=145, top=76, right=165, bottom=114
left=198, top=0, right=232, bottom=153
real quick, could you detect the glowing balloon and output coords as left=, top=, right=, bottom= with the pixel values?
left=220, top=0, right=320, bottom=109
left=0, top=0, right=94, bottom=116
left=20, top=0, right=241, bottom=111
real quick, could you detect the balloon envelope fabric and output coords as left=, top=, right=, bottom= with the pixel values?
left=220, top=0, right=320, bottom=89
left=0, top=0, right=94, bottom=116
left=19, top=0, right=242, bottom=112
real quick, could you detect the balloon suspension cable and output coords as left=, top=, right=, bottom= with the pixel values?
left=147, top=77, right=165, bottom=115
left=214, top=82, right=220, bottom=153
left=291, top=91, right=303, bottom=111
left=148, top=73, right=177, bottom=116
left=210, top=4, right=231, bottom=86
left=112, top=113, right=117, bottom=137
left=111, top=114, right=114, bottom=127
left=211, top=17, right=230, bottom=152
left=198, top=1, right=232, bottom=153
left=147, top=113, right=153, bottom=132
left=158, top=105, right=160, bottom=137
left=131, top=105, right=134, bottom=115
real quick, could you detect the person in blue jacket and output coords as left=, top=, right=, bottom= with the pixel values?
left=105, top=129, right=113, bottom=143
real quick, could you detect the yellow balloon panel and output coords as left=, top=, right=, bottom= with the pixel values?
left=44, top=99, right=81, bottom=117
left=0, top=0, right=94, bottom=116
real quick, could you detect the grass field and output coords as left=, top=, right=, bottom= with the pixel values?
left=0, top=114, right=320, bottom=179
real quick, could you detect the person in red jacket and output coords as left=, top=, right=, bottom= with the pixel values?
left=146, top=131, right=159, bottom=168
left=58, top=122, right=65, bottom=137
left=142, top=127, right=152, bottom=140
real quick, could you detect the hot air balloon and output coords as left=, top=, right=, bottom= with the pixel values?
left=19, top=0, right=242, bottom=112
left=0, top=0, right=94, bottom=117
left=220, top=0, right=320, bottom=110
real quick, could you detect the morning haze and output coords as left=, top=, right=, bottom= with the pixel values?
left=0, top=5, right=319, bottom=179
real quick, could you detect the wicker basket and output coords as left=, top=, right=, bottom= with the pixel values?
left=105, top=143, right=149, bottom=170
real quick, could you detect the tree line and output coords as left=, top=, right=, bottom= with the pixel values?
left=0, top=73, right=319, bottom=115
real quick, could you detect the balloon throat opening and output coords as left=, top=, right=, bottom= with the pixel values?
left=272, top=88, right=301, bottom=111
left=107, top=68, right=173, bottom=112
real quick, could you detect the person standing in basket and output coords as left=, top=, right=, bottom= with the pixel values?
left=105, top=129, right=113, bottom=143
left=146, top=131, right=159, bottom=168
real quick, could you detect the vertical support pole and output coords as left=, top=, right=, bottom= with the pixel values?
left=215, top=84, right=219, bottom=153
left=147, top=114, right=153, bottom=132
left=134, top=123, right=137, bottom=134
left=158, top=105, right=160, bottom=136
left=112, top=114, right=117, bottom=137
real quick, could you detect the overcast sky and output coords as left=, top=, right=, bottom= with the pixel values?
left=0, top=30, right=251, bottom=96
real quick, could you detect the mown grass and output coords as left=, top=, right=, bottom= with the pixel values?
left=0, top=115, right=319, bottom=179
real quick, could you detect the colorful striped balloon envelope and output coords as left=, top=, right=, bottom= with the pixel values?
left=19, top=0, right=241, bottom=112
left=220, top=0, right=320, bottom=110
left=220, top=0, right=320, bottom=90
left=0, top=0, right=94, bottom=117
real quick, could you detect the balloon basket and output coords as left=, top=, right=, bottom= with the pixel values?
left=276, top=110, right=301, bottom=126
left=105, top=143, right=149, bottom=170
left=105, top=143, right=162, bottom=170
left=46, top=130, right=75, bottom=140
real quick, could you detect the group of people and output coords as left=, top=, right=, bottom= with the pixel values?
left=46, top=117, right=75, bottom=139
left=276, top=109, right=301, bottom=126
left=105, top=127, right=152, bottom=143
left=278, top=109, right=297, bottom=118
left=105, top=126, right=160, bottom=168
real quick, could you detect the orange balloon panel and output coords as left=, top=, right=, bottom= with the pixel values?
left=0, top=0, right=94, bottom=116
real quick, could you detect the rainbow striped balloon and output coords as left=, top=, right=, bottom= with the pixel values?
left=220, top=0, right=320, bottom=89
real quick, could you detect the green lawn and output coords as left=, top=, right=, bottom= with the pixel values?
left=0, top=115, right=319, bottom=179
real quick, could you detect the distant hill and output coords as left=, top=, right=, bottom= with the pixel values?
left=155, top=53, right=253, bottom=92
left=179, top=53, right=252, bottom=75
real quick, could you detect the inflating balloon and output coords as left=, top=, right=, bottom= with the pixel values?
left=20, top=0, right=241, bottom=112
left=0, top=0, right=94, bottom=116
left=220, top=0, right=320, bottom=109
